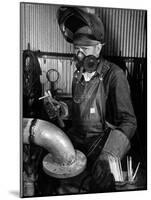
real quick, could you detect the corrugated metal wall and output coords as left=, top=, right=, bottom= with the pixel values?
left=20, top=3, right=73, bottom=53
left=96, top=7, right=146, bottom=58
left=20, top=3, right=147, bottom=95
left=20, top=3, right=75, bottom=94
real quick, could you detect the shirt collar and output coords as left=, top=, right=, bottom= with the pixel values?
left=96, top=57, right=110, bottom=77
left=96, top=57, right=105, bottom=75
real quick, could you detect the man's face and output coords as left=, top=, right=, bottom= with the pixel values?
left=73, top=43, right=103, bottom=73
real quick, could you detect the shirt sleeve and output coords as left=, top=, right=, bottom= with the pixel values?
left=106, top=69, right=137, bottom=140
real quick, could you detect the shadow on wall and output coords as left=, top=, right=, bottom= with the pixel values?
left=9, top=190, right=19, bottom=197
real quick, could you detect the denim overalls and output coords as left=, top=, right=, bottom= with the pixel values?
left=68, top=62, right=110, bottom=159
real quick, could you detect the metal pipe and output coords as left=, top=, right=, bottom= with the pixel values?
left=23, top=118, right=75, bottom=165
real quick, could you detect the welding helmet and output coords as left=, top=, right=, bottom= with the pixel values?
left=57, top=6, right=104, bottom=73
left=57, top=6, right=105, bottom=44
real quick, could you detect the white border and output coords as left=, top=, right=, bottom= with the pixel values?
left=0, top=0, right=150, bottom=199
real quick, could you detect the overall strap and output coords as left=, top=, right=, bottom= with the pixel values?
left=86, top=62, right=111, bottom=158
left=99, top=62, right=110, bottom=130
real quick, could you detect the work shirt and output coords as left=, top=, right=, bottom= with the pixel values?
left=71, top=58, right=137, bottom=141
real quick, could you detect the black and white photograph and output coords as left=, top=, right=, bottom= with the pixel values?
left=20, top=2, right=147, bottom=198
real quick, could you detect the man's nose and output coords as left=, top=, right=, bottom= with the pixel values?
left=77, top=51, right=85, bottom=61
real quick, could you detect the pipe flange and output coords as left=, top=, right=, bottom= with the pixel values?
left=43, top=150, right=87, bottom=178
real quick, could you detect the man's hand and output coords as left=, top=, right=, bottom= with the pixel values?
left=59, top=101, right=69, bottom=119
left=43, top=90, right=69, bottom=119
left=89, top=154, right=115, bottom=193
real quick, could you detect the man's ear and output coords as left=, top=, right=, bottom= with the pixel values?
left=96, top=43, right=103, bottom=56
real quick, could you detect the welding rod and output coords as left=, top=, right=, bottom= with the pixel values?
left=127, top=156, right=130, bottom=181
left=38, top=90, right=52, bottom=101
left=118, top=159, right=124, bottom=182
left=132, top=162, right=140, bottom=181
left=130, top=156, right=133, bottom=181
left=38, top=95, right=49, bottom=100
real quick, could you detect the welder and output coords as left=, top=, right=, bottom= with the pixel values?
left=57, top=6, right=137, bottom=193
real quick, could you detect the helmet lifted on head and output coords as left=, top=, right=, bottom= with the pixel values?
left=57, top=6, right=105, bottom=44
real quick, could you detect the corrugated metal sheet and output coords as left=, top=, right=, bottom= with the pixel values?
left=20, top=3, right=147, bottom=94
left=96, top=7, right=146, bottom=58
left=38, top=57, right=75, bottom=94
left=20, top=3, right=74, bottom=94
left=21, top=3, right=73, bottom=53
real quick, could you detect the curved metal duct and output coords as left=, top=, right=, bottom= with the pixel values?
left=23, top=118, right=87, bottom=178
